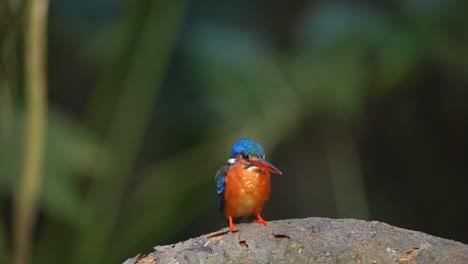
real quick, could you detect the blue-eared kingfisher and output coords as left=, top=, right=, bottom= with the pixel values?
left=215, top=138, right=282, bottom=232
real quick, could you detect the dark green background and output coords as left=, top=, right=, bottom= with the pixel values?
left=1, top=0, right=468, bottom=263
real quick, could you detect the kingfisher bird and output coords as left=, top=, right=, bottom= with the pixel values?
left=215, top=138, right=282, bottom=232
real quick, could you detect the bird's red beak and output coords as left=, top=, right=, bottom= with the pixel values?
left=251, top=158, right=282, bottom=175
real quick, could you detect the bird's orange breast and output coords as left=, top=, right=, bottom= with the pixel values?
left=224, top=162, right=271, bottom=218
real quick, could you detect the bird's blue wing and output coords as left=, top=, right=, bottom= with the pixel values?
left=215, top=164, right=229, bottom=215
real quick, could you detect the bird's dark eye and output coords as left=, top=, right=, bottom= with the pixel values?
left=241, top=153, right=249, bottom=160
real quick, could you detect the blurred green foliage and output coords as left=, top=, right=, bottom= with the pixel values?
left=1, top=0, right=468, bottom=263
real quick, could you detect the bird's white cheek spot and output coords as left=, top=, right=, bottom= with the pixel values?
left=227, top=158, right=236, bottom=164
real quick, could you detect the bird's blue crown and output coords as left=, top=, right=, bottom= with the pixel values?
left=230, top=138, right=264, bottom=158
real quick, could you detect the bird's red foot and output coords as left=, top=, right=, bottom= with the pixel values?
left=228, top=216, right=237, bottom=232
left=252, top=214, right=268, bottom=226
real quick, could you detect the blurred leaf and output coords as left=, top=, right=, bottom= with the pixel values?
left=74, top=1, right=189, bottom=263
left=185, top=23, right=275, bottom=121
left=41, top=110, right=106, bottom=224
left=185, top=22, right=303, bottom=136
left=0, top=108, right=104, bottom=225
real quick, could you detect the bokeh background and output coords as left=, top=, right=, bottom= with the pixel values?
left=1, top=0, right=468, bottom=263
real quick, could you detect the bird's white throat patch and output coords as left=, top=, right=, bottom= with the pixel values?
left=226, top=158, right=264, bottom=172
left=247, top=166, right=263, bottom=172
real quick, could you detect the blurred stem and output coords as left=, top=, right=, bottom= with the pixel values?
left=0, top=79, right=13, bottom=143
left=1, top=2, right=13, bottom=263
left=0, top=79, right=11, bottom=264
left=12, top=0, right=48, bottom=264
left=322, top=121, right=369, bottom=220
left=76, top=1, right=188, bottom=263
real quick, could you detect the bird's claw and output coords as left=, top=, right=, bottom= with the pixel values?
left=252, top=215, right=268, bottom=226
